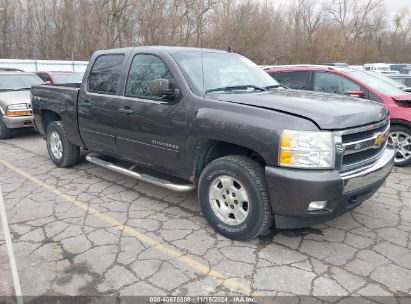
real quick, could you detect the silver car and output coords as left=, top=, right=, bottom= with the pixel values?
left=0, top=71, right=43, bottom=139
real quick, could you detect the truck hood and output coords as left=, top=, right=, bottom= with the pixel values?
left=212, top=89, right=388, bottom=130
left=0, top=90, right=31, bottom=108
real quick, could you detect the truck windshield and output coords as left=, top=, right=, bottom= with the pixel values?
left=172, top=51, right=279, bottom=95
left=364, top=71, right=406, bottom=90
left=0, top=74, right=43, bottom=91
left=349, top=70, right=406, bottom=96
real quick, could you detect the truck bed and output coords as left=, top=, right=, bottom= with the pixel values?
left=31, top=83, right=83, bottom=147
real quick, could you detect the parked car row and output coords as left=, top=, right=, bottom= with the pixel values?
left=308, top=62, right=411, bottom=75
left=389, top=63, right=411, bottom=74
left=363, top=63, right=398, bottom=74
left=389, top=74, right=411, bottom=88
left=351, top=63, right=411, bottom=75
left=35, top=71, right=84, bottom=84
left=0, top=71, right=42, bottom=139
left=0, top=68, right=83, bottom=139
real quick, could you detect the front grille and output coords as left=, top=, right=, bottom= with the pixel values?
left=342, top=143, right=385, bottom=166
left=339, top=119, right=389, bottom=171
left=342, top=123, right=388, bottom=143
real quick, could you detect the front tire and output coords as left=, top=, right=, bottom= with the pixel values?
left=389, top=125, right=411, bottom=167
left=198, top=156, right=273, bottom=240
left=46, top=121, right=80, bottom=167
left=0, top=113, right=13, bottom=140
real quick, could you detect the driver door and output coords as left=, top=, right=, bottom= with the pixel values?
left=115, top=53, right=188, bottom=176
left=312, top=72, right=362, bottom=96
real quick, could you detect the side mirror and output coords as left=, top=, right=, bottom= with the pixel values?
left=149, top=79, right=177, bottom=100
left=348, top=90, right=365, bottom=98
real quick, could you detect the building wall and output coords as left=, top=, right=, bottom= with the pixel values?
left=0, top=59, right=88, bottom=73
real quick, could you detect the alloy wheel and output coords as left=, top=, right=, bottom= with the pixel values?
left=389, top=131, right=411, bottom=164
left=49, top=131, right=63, bottom=159
left=208, top=175, right=250, bottom=225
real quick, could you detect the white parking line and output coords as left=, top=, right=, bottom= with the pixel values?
left=0, top=187, right=24, bottom=304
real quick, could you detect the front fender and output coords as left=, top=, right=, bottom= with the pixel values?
left=185, top=101, right=319, bottom=178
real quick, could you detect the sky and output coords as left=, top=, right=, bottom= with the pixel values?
left=384, top=0, right=411, bottom=16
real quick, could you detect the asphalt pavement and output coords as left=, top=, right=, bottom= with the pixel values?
left=0, top=129, right=410, bottom=302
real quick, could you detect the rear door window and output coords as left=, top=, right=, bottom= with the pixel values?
left=88, top=54, right=125, bottom=94
left=272, top=71, right=310, bottom=90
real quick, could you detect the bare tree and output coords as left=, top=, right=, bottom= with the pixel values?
left=0, top=0, right=410, bottom=64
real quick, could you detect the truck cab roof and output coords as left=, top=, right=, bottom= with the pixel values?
left=95, top=46, right=228, bottom=55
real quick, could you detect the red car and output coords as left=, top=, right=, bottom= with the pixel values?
left=35, top=71, right=83, bottom=84
left=265, top=66, right=411, bottom=166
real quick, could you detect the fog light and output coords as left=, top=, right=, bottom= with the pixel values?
left=308, top=201, right=327, bottom=211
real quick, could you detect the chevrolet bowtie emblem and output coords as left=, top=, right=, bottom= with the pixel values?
left=374, top=134, right=385, bottom=147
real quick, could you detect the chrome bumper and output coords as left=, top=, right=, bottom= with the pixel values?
left=2, top=115, right=33, bottom=129
left=341, top=147, right=395, bottom=193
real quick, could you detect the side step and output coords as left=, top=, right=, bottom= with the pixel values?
left=85, top=153, right=196, bottom=192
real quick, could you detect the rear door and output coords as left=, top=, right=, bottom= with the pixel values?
left=78, top=53, right=126, bottom=154
left=312, top=72, right=362, bottom=95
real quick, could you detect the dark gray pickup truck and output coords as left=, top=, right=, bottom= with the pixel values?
left=32, top=46, right=395, bottom=240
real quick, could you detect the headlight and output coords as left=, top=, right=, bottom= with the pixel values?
left=279, top=130, right=335, bottom=169
left=6, top=103, right=32, bottom=117
left=7, top=103, right=30, bottom=111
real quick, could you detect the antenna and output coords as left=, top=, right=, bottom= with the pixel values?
left=201, top=47, right=205, bottom=97
left=199, top=19, right=205, bottom=97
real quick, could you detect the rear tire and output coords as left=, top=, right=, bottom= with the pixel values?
left=0, top=113, right=13, bottom=140
left=389, top=125, right=411, bottom=167
left=198, top=155, right=273, bottom=240
left=46, top=121, right=80, bottom=167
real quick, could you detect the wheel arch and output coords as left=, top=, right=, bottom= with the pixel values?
left=191, top=139, right=266, bottom=182
left=390, top=119, right=411, bottom=129
left=41, top=109, right=62, bottom=133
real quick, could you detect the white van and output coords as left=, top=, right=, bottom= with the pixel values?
left=363, top=63, right=398, bottom=74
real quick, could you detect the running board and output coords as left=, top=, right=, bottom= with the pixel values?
left=85, top=153, right=196, bottom=192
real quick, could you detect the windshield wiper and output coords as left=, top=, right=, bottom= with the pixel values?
left=205, top=85, right=267, bottom=94
left=264, top=84, right=289, bottom=90
left=13, top=88, right=32, bottom=91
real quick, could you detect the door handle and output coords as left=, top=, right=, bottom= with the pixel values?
left=118, top=107, right=134, bottom=115
left=80, top=100, right=91, bottom=107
